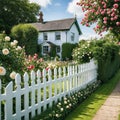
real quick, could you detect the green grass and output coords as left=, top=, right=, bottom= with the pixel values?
left=119, top=114, right=120, bottom=120
left=65, top=69, right=120, bottom=120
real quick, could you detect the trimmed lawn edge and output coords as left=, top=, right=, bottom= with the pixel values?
left=65, top=69, right=120, bottom=120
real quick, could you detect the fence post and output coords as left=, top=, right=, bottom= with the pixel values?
left=37, top=70, right=41, bottom=114
left=31, top=70, right=36, bottom=118
left=15, top=74, right=21, bottom=120
left=63, top=67, right=66, bottom=97
left=43, top=69, right=47, bottom=110
left=5, top=81, right=13, bottom=120
left=48, top=69, right=52, bottom=107
left=24, top=72, right=29, bottom=120
left=58, top=67, right=62, bottom=100
left=54, top=68, right=57, bottom=102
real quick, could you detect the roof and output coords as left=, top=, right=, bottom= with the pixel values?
left=32, top=18, right=82, bottom=35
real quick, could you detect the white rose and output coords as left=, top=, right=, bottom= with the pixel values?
left=5, top=36, right=10, bottom=41
left=11, top=42, right=16, bottom=46
left=16, top=46, right=22, bottom=51
left=0, top=66, right=6, bottom=76
left=2, top=48, right=9, bottom=55
left=13, top=40, right=18, bottom=44
left=10, top=71, right=16, bottom=79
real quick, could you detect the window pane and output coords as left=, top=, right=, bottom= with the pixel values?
left=43, top=46, right=49, bottom=53
left=55, top=32, right=61, bottom=40
left=71, top=32, right=75, bottom=41
left=43, top=33, right=48, bottom=40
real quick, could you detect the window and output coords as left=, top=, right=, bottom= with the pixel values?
left=55, top=32, right=61, bottom=40
left=43, top=46, right=49, bottom=53
left=71, top=32, right=75, bottom=41
left=56, top=46, right=60, bottom=53
left=43, top=32, right=48, bottom=40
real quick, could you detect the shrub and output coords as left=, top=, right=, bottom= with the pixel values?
left=73, top=36, right=120, bottom=83
left=62, top=43, right=77, bottom=60
left=11, top=24, right=38, bottom=55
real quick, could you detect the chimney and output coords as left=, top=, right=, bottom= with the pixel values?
left=39, top=11, right=43, bottom=23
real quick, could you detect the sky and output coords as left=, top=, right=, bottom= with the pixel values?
left=29, top=0, right=102, bottom=40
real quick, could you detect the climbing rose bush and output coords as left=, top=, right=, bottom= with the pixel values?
left=77, top=0, right=120, bottom=35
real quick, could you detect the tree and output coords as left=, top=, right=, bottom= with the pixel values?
left=77, top=0, right=120, bottom=36
left=0, top=0, right=40, bottom=34
left=11, top=24, right=38, bottom=55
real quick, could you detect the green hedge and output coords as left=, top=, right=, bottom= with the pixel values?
left=11, top=24, right=38, bottom=55
left=62, top=43, right=77, bottom=60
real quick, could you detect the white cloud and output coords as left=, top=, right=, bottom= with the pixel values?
left=29, top=0, right=52, bottom=8
left=79, top=33, right=101, bottom=40
left=67, top=0, right=84, bottom=18
left=54, top=3, right=61, bottom=7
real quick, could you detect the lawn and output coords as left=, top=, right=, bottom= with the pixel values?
left=65, top=69, right=120, bottom=120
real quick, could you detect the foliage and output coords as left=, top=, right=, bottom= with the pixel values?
left=62, top=43, right=77, bottom=60
left=77, top=0, right=120, bottom=35
left=72, top=40, right=93, bottom=63
left=73, top=35, right=120, bottom=82
left=37, top=44, right=42, bottom=57
left=11, top=24, right=38, bottom=55
left=49, top=44, right=57, bottom=57
left=0, top=35, right=25, bottom=85
left=32, top=80, right=100, bottom=120
left=0, top=0, right=40, bottom=33
left=24, top=53, right=47, bottom=72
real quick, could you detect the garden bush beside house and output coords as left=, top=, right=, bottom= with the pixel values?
left=62, top=43, right=77, bottom=60
left=11, top=24, right=38, bottom=55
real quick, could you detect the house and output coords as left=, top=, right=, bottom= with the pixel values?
left=32, top=12, right=82, bottom=58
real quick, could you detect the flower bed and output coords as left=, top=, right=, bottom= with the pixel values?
left=32, top=80, right=101, bottom=120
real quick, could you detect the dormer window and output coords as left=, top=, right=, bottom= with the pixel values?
left=55, top=32, right=61, bottom=40
left=43, top=32, right=48, bottom=40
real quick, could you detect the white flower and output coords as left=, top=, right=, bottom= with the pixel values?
left=11, top=42, right=16, bottom=46
left=5, top=36, right=10, bottom=41
left=13, top=40, right=18, bottom=44
left=55, top=114, right=59, bottom=117
left=2, top=48, right=9, bottom=55
left=16, top=46, right=22, bottom=51
left=61, top=108, right=64, bottom=111
left=0, top=66, right=6, bottom=76
left=10, top=71, right=16, bottom=79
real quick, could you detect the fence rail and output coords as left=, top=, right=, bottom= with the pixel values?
left=0, top=60, right=97, bottom=120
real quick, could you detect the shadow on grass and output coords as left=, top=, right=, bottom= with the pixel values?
left=65, top=69, right=120, bottom=120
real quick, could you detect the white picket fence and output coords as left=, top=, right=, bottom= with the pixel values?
left=0, top=60, right=97, bottom=120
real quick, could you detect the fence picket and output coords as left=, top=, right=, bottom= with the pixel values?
left=15, top=74, right=21, bottom=120
left=24, top=72, right=29, bottom=120
left=37, top=70, right=41, bottom=114
left=31, top=70, right=36, bottom=117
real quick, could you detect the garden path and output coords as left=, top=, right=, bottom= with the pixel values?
left=93, top=80, right=120, bottom=120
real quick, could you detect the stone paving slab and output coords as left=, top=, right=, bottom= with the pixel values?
left=93, top=81, right=120, bottom=120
